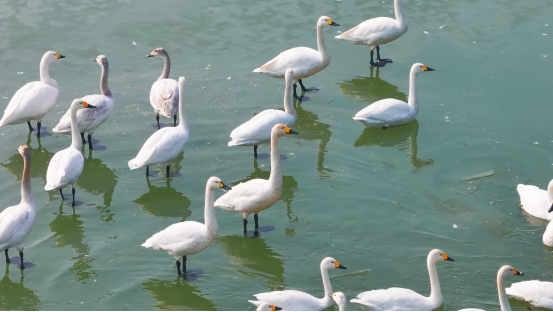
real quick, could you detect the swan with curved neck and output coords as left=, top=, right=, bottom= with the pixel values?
left=331, top=292, right=348, bottom=311
left=351, top=249, right=454, bottom=311
left=128, top=76, right=189, bottom=177
left=229, top=68, right=296, bottom=157
left=506, top=270, right=553, bottom=309
left=0, top=51, right=65, bottom=136
left=0, top=145, right=36, bottom=269
left=45, top=99, right=96, bottom=206
left=142, top=177, right=231, bottom=277
left=353, top=63, right=434, bottom=129
left=516, top=179, right=553, bottom=221
left=335, top=0, right=408, bottom=67
left=216, top=123, right=297, bottom=234
left=147, top=47, right=179, bottom=129
left=253, top=16, right=339, bottom=100
left=52, top=55, right=115, bottom=150
left=249, top=257, right=347, bottom=310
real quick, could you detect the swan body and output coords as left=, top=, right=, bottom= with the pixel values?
left=216, top=124, right=297, bottom=233
left=0, top=145, right=35, bottom=269
left=45, top=99, right=96, bottom=205
left=128, top=77, right=189, bottom=175
left=249, top=257, right=347, bottom=311
left=351, top=249, right=454, bottom=311
left=147, top=48, right=179, bottom=128
left=332, top=292, right=347, bottom=311
left=516, top=179, right=553, bottom=220
left=141, top=177, right=230, bottom=276
left=229, top=69, right=296, bottom=155
left=506, top=280, right=553, bottom=309
left=0, top=51, right=64, bottom=136
left=52, top=55, right=114, bottom=149
left=353, top=63, right=434, bottom=128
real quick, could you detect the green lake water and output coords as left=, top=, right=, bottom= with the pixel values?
left=0, top=0, right=552, bottom=310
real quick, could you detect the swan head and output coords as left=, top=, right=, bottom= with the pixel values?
left=17, top=145, right=30, bottom=158
left=93, top=54, right=108, bottom=67
left=146, top=47, right=168, bottom=58
left=43, top=51, right=65, bottom=63
left=318, top=16, right=340, bottom=27
left=330, top=292, right=347, bottom=310
left=429, top=249, right=454, bottom=263
left=321, top=257, right=347, bottom=270
left=272, top=123, right=298, bottom=136
left=70, top=99, right=96, bottom=110
left=256, top=303, right=282, bottom=311
left=498, top=265, right=524, bottom=279
left=207, top=176, right=232, bottom=191
left=412, top=62, right=435, bottom=74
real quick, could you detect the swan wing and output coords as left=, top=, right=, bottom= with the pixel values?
left=253, top=290, right=324, bottom=311
left=229, top=110, right=295, bottom=146
left=506, top=280, right=553, bottom=309
left=254, top=47, right=323, bottom=77
left=516, top=184, right=553, bottom=220
left=214, top=179, right=269, bottom=212
left=128, top=127, right=188, bottom=169
left=142, top=221, right=205, bottom=251
left=354, top=99, right=412, bottom=122
left=0, top=82, right=58, bottom=126
left=53, top=95, right=114, bottom=134
left=354, top=287, right=433, bottom=311
left=150, top=79, right=179, bottom=118
left=45, top=149, right=84, bottom=190
left=0, top=204, right=27, bottom=246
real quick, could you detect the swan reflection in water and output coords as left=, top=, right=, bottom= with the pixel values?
left=0, top=267, right=40, bottom=310
left=292, top=98, right=333, bottom=179
left=78, top=149, right=118, bottom=209
left=49, top=204, right=97, bottom=281
left=134, top=175, right=191, bottom=220
left=338, top=66, right=405, bottom=105
left=0, top=133, right=53, bottom=184
left=142, top=277, right=217, bottom=310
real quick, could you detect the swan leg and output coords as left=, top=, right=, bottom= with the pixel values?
left=298, top=79, right=319, bottom=93
left=376, top=46, right=393, bottom=63
left=4, top=249, right=9, bottom=263
left=254, top=214, right=259, bottom=230
left=176, top=260, right=182, bottom=277
left=19, top=251, right=24, bottom=270
left=243, top=218, right=248, bottom=235
left=88, top=134, right=93, bottom=150
left=182, top=256, right=187, bottom=276
left=146, top=166, right=149, bottom=176
left=254, top=145, right=258, bottom=158
left=370, top=50, right=386, bottom=67
left=71, top=188, right=76, bottom=206
left=166, top=165, right=170, bottom=177
left=156, top=113, right=160, bottom=130
left=173, top=115, right=177, bottom=127
left=27, top=121, right=33, bottom=132
left=37, top=122, right=42, bottom=137
left=59, top=189, right=65, bottom=200
left=293, top=84, right=309, bottom=101
left=80, top=133, right=87, bottom=144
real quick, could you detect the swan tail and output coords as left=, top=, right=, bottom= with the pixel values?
left=128, top=158, right=141, bottom=170
left=253, top=57, right=279, bottom=73
left=44, top=184, right=57, bottom=191
left=228, top=140, right=238, bottom=147
left=248, top=300, right=262, bottom=307
left=335, top=26, right=359, bottom=39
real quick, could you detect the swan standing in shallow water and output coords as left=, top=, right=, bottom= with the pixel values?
left=45, top=100, right=96, bottom=206
left=215, top=123, right=297, bottom=234
left=459, top=265, right=524, bottom=311
left=249, top=257, right=347, bottom=310
left=516, top=179, right=553, bottom=220
left=253, top=16, right=339, bottom=100
left=506, top=277, right=553, bottom=309
left=141, top=177, right=231, bottom=277
left=0, top=145, right=35, bottom=269
left=128, top=77, right=189, bottom=177
left=353, top=63, right=434, bottom=129
left=351, top=249, right=454, bottom=311
left=147, top=48, right=179, bottom=129
left=335, top=0, right=408, bottom=67
left=52, top=55, right=114, bottom=150
left=229, top=68, right=296, bottom=158
left=0, top=51, right=65, bottom=137
left=331, top=292, right=348, bottom=311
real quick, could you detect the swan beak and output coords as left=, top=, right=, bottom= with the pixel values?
left=549, top=203, right=553, bottom=213
left=442, top=253, right=454, bottom=261
left=56, top=54, right=65, bottom=59
left=512, top=269, right=524, bottom=276
left=271, top=306, right=282, bottom=311
left=423, top=66, right=435, bottom=71
left=146, top=51, right=155, bottom=58
left=334, top=261, right=347, bottom=269
left=218, top=182, right=232, bottom=191
left=284, top=127, right=298, bottom=135
left=328, top=19, right=340, bottom=26
left=93, top=58, right=97, bottom=62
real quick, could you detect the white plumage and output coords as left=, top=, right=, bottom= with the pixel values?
left=229, top=68, right=296, bottom=157
left=52, top=55, right=114, bottom=149
left=146, top=47, right=179, bottom=128
left=0, top=51, right=65, bottom=136
left=353, top=63, right=434, bottom=128
left=249, top=257, right=347, bottom=311
left=332, top=292, right=348, bottom=311
left=516, top=179, right=553, bottom=220
left=335, top=0, right=408, bottom=67
left=256, top=303, right=282, bottom=311
left=128, top=77, right=189, bottom=175
left=351, top=249, right=454, bottom=311
left=506, top=280, right=553, bottom=310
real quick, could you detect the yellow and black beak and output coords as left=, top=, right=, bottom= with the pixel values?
left=218, top=182, right=232, bottom=191
left=328, top=19, right=340, bottom=26
left=93, top=58, right=97, bottom=62
left=549, top=203, right=553, bottom=213
left=55, top=54, right=65, bottom=59
left=82, top=101, right=96, bottom=109
left=270, top=305, right=282, bottom=311
left=512, top=269, right=524, bottom=276
left=422, top=65, right=435, bottom=71
left=442, top=253, right=455, bottom=262
left=334, top=261, right=347, bottom=269
left=284, top=127, right=298, bottom=135
left=146, top=51, right=155, bottom=58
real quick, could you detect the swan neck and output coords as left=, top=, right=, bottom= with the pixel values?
left=160, top=54, right=170, bottom=80
left=39, top=57, right=57, bottom=87
left=497, top=269, right=511, bottom=311
left=269, top=133, right=282, bottom=186
left=70, top=106, right=82, bottom=150
left=317, top=24, right=330, bottom=62
left=547, top=181, right=553, bottom=202
left=408, top=69, right=419, bottom=113
left=427, top=257, right=443, bottom=306
left=21, top=152, right=33, bottom=204
left=320, top=267, right=334, bottom=305
left=394, top=0, right=408, bottom=29
left=204, top=185, right=218, bottom=236
left=99, top=61, right=113, bottom=97
left=283, top=76, right=295, bottom=115
left=178, top=82, right=188, bottom=131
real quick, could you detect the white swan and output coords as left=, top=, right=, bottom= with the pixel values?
left=249, top=257, right=347, bottom=311
left=52, top=55, right=114, bottom=150
left=331, top=292, right=347, bottom=311
left=351, top=249, right=454, bottom=311
left=506, top=278, right=553, bottom=310
left=353, top=63, right=434, bottom=129
left=229, top=68, right=296, bottom=158
left=516, top=179, right=553, bottom=220
left=147, top=47, right=179, bottom=129
left=128, top=77, right=189, bottom=177
left=256, top=303, right=283, bottom=311
left=215, top=123, right=297, bottom=234
left=141, top=176, right=231, bottom=277
left=459, top=265, right=524, bottom=311
left=45, top=99, right=96, bottom=206
left=0, top=51, right=65, bottom=136
left=253, top=16, right=339, bottom=100
left=335, top=0, right=408, bottom=67
left=0, top=145, right=35, bottom=269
